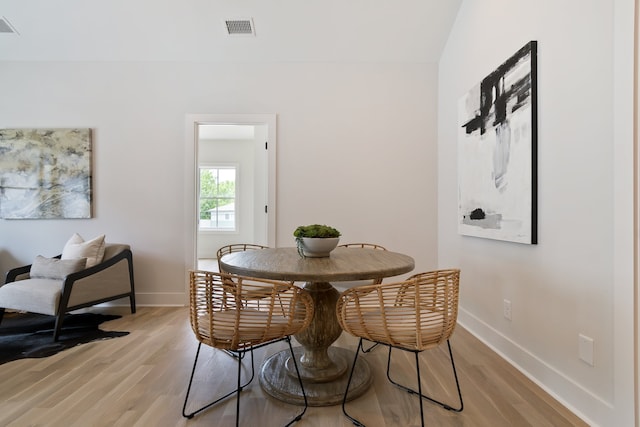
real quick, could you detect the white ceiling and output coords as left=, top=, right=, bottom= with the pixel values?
left=0, top=0, right=462, bottom=62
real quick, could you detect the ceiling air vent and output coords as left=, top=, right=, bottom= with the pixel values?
left=225, top=18, right=255, bottom=36
left=0, top=16, right=18, bottom=34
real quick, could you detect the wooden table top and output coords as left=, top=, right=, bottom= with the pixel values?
left=219, top=246, right=415, bottom=282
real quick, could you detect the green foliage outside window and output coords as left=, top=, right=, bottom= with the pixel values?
left=199, top=168, right=235, bottom=223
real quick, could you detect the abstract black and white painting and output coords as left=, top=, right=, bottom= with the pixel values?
left=458, top=41, right=537, bottom=244
left=0, top=128, right=93, bottom=219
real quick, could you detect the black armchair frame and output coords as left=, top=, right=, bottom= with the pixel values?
left=1, top=248, right=136, bottom=341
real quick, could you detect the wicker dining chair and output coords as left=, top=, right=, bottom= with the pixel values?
left=217, top=244, right=295, bottom=310
left=336, top=269, right=463, bottom=427
left=182, top=270, right=314, bottom=426
left=217, top=244, right=269, bottom=274
left=337, top=242, right=387, bottom=251
left=336, top=243, right=387, bottom=287
left=216, top=244, right=273, bottom=358
left=336, top=243, right=387, bottom=353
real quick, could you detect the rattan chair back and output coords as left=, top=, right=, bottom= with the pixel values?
left=189, top=270, right=313, bottom=351
left=337, top=269, right=460, bottom=351
left=216, top=244, right=269, bottom=274
left=337, top=243, right=387, bottom=251
left=337, top=243, right=387, bottom=285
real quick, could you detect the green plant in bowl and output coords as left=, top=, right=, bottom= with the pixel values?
left=293, top=224, right=341, bottom=239
left=293, top=224, right=341, bottom=258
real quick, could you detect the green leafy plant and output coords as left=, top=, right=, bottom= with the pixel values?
left=293, top=224, right=341, bottom=238
left=294, top=224, right=341, bottom=258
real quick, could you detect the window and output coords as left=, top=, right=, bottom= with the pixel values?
left=199, top=167, right=236, bottom=231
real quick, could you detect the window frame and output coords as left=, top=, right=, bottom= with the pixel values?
left=198, top=164, right=239, bottom=233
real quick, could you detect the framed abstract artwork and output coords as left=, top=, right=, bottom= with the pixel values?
left=458, top=41, right=538, bottom=244
left=0, top=128, right=93, bottom=219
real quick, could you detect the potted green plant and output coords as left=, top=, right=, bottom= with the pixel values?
left=293, top=224, right=341, bottom=258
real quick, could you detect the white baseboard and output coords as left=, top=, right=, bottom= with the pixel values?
left=457, top=307, right=606, bottom=427
left=134, top=292, right=187, bottom=306
left=96, top=292, right=187, bottom=308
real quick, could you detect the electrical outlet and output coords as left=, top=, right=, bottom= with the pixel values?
left=579, top=334, right=594, bottom=366
left=503, top=299, right=512, bottom=321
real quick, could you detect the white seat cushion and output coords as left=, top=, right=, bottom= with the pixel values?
left=342, top=306, right=447, bottom=350
left=0, top=278, right=63, bottom=315
left=196, top=309, right=292, bottom=346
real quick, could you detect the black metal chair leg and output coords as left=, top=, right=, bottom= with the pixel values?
left=182, top=344, right=255, bottom=420
left=386, top=340, right=463, bottom=414
left=182, top=342, right=203, bottom=419
left=224, top=347, right=256, bottom=363
left=445, top=340, right=464, bottom=412
left=342, top=338, right=366, bottom=427
left=284, top=336, right=308, bottom=426
left=236, top=347, right=242, bottom=427
left=415, top=351, right=425, bottom=427
left=244, top=348, right=256, bottom=387
left=360, top=340, right=379, bottom=353
left=0, top=307, right=5, bottom=325
left=225, top=349, right=240, bottom=358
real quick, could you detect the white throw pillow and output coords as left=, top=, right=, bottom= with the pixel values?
left=61, top=233, right=106, bottom=268
left=30, top=255, right=87, bottom=280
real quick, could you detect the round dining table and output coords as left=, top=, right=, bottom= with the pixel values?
left=219, top=246, right=415, bottom=406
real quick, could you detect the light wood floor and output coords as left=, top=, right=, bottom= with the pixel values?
left=0, top=306, right=588, bottom=427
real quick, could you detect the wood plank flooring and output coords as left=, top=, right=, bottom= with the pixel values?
left=0, top=307, right=588, bottom=427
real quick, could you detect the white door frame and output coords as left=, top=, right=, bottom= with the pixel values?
left=184, top=114, right=277, bottom=284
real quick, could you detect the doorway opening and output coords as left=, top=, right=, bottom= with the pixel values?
left=184, top=114, right=277, bottom=275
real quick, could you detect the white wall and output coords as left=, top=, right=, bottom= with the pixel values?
left=437, top=1, right=635, bottom=426
left=0, top=61, right=439, bottom=305
left=1, top=3, right=635, bottom=424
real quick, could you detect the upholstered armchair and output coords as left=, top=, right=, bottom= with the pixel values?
left=0, top=243, right=136, bottom=341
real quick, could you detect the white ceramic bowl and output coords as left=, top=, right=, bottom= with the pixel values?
left=299, top=237, right=340, bottom=257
